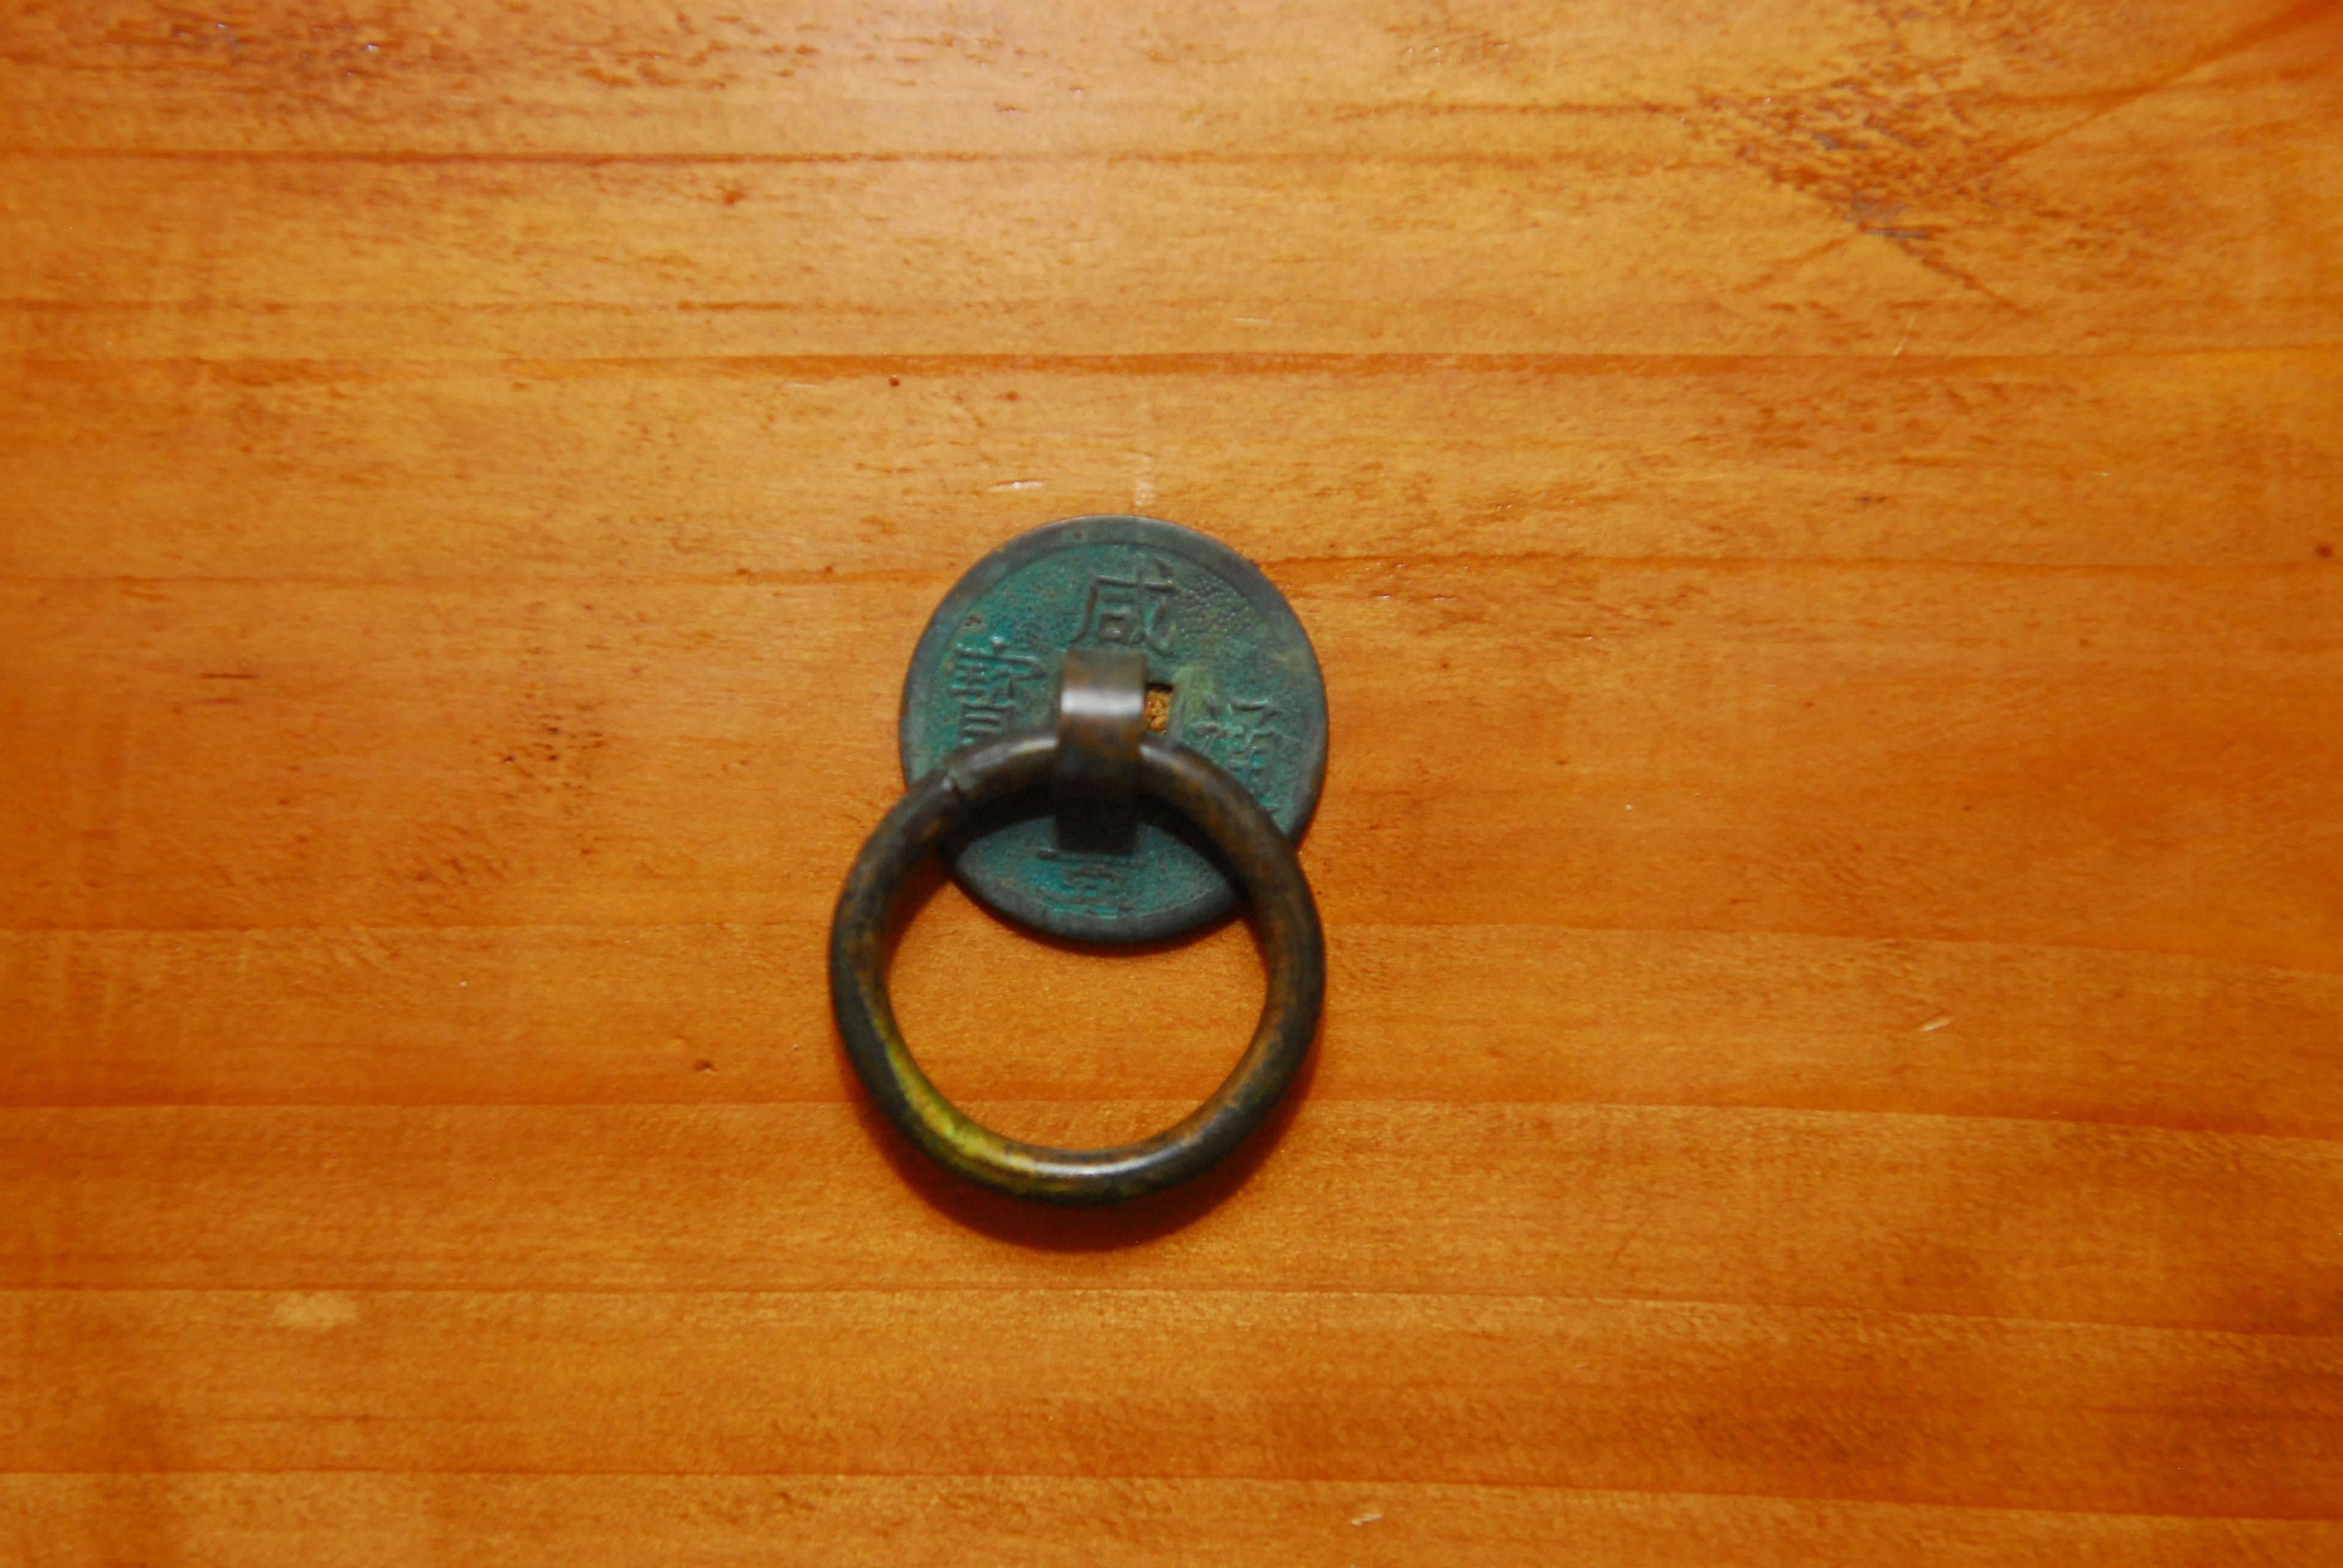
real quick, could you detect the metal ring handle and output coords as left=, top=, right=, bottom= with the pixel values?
left=830, top=728, right=1325, bottom=1204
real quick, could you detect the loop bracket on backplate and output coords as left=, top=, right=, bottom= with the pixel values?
left=1052, top=645, right=1147, bottom=854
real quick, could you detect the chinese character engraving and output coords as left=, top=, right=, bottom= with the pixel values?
left=947, top=635, right=1045, bottom=744
left=1188, top=694, right=1283, bottom=788
left=1072, top=556, right=1179, bottom=653
left=1038, top=845, right=1132, bottom=913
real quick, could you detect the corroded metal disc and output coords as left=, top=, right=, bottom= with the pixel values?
left=900, top=515, right=1327, bottom=942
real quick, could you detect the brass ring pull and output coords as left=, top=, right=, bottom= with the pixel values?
left=828, top=728, right=1325, bottom=1204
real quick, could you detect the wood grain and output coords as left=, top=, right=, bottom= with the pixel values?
left=4, top=1, right=2341, bottom=1562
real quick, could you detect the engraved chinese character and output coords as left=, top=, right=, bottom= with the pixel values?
left=1188, top=694, right=1283, bottom=788
left=1038, top=846, right=1130, bottom=910
left=947, top=635, right=1044, bottom=743
left=1072, top=556, right=1179, bottom=652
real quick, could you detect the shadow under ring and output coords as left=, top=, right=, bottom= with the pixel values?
left=828, top=728, right=1325, bottom=1205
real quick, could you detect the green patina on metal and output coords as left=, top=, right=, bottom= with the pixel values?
left=899, top=515, right=1328, bottom=942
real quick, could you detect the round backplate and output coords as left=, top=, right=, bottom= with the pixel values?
left=899, top=515, right=1327, bottom=943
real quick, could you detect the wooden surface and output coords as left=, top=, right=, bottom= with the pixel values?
left=4, top=1, right=2342, bottom=1562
